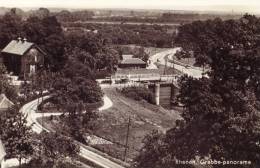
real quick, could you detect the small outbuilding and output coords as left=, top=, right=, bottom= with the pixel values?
left=0, top=94, right=14, bottom=112
left=118, top=55, right=146, bottom=69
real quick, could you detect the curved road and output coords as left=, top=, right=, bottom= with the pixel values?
left=19, top=95, right=124, bottom=168
left=147, top=47, right=204, bottom=78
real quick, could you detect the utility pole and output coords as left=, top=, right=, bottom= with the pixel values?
left=164, top=56, right=168, bottom=75
left=41, top=70, right=44, bottom=132
left=172, top=54, right=175, bottom=74
left=171, top=41, right=175, bottom=74
left=202, top=63, right=205, bottom=77
left=124, top=116, right=131, bottom=161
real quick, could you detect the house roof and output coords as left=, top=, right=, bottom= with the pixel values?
left=2, top=40, right=34, bottom=56
left=0, top=139, right=6, bottom=161
left=0, top=94, right=14, bottom=110
left=122, top=54, right=134, bottom=60
left=120, top=58, right=146, bottom=65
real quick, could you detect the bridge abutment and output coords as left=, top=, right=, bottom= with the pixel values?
left=155, top=83, right=160, bottom=105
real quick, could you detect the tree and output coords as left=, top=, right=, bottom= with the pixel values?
left=50, top=72, right=102, bottom=141
left=0, top=11, right=22, bottom=48
left=133, top=46, right=149, bottom=62
left=64, top=47, right=96, bottom=73
left=29, top=132, right=79, bottom=168
left=43, top=34, right=67, bottom=71
left=0, top=105, right=33, bottom=166
left=0, top=63, right=17, bottom=101
left=23, top=15, right=66, bottom=72
left=65, top=32, right=120, bottom=73
left=175, top=14, right=260, bottom=66
left=95, top=47, right=119, bottom=72
left=52, top=73, right=103, bottom=106
left=134, top=131, right=166, bottom=168
left=30, top=8, right=50, bottom=19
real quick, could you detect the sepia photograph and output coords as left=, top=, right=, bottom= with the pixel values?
left=0, top=0, right=259, bottom=168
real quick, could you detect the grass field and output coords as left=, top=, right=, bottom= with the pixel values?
left=92, top=88, right=181, bottom=161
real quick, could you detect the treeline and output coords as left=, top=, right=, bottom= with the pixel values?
left=63, top=22, right=175, bottom=48
left=87, top=13, right=243, bottom=24
left=55, top=10, right=243, bottom=24
left=160, top=12, right=242, bottom=23
left=175, top=14, right=260, bottom=67
left=54, top=10, right=94, bottom=22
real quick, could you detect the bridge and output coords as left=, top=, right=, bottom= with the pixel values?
left=97, top=74, right=180, bottom=84
left=97, top=74, right=180, bottom=106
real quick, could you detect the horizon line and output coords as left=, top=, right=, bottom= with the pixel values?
left=0, top=5, right=256, bottom=15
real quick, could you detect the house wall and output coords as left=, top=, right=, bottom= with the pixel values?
left=2, top=54, right=21, bottom=76
left=21, top=47, right=44, bottom=78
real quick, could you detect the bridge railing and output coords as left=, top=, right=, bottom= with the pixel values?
left=112, top=74, right=179, bottom=79
left=113, top=73, right=160, bottom=79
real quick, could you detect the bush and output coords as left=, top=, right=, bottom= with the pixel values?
left=121, top=86, right=154, bottom=104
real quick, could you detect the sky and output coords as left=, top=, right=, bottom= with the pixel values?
left=0, top=0, right=260, bottom=14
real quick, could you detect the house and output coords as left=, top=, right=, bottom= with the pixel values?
left=1, top=37, right=45, bottom=79
left=118, top=54, right=146, bottom=69
left=0, top=94, right=14, bottom=112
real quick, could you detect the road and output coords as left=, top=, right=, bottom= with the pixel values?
left=19, top=95, right=125, bottom=168
left=147, top=47, right=204, bottom=78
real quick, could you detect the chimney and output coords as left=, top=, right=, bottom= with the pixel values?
left=17, top=37, right=22, bottom=42
left=22, top=38, right=27, bottom=43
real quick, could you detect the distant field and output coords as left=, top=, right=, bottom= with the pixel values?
left=71, top=20, right=181, bottom=26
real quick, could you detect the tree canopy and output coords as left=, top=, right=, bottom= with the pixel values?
left=29, top=132, right=79, bottom=168
left=176, top=14, right=260, bottom=67
left=0, top=105, right=33, bottom=163
left=0, top=63, right=17, bottom=101
left=135, top=14, right=260, bottom=168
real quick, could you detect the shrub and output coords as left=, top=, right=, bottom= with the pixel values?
left=121, top=86, right=154, bottom=104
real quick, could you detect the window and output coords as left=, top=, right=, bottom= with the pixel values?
left=30, top=65, right=36, bottom=75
